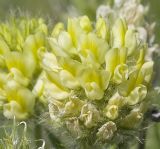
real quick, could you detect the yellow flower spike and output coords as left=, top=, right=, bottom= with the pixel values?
left=96, top=17, right=109, bottom=41
left=0, top=17, right=47, bottom=52
left=126, top=84, right=147, bottom=105
left=125, top=28, right=137, bottom=56
left=39, top=15, right=154, bottom=142
left=78, top=68, right=110, bottom=100
left=80, top=103, right=101, bottom=128
left=79, top=16, right=92, bottom=32
left=79, top=33, right=108, bottom=67
left=51, top=22, right=64, bottom=37
left=0, top=17, right=50, bottom=120
left=111, top=18, right=127, bottom=48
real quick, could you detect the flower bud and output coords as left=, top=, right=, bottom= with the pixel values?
left=97, top=121, right=117, bottom=141
left=80, top=103, right=101, bottom=128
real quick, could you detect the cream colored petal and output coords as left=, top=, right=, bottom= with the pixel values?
left=79, top=16, right=92, bottom=32
left=7, top=68, right=29, bottom=86
left=96, top=17, right=109, bottom=41
left=44, top=72, right=70, bottom=100
left=111, top=18, right=127, bottom=48
left=105, top=105, right=119, bottom=120
left=136, top=61, right=154, bottom=85
left=48, top=38, right=68, bottom=57
left=41, top=52, right=60, bottom=72
left=105, top=48, right=119, bottom=75
left=125, top=29, right=137, bottom=56
left=84, top=82, right=104, bottom=100
left=118, top=70, right=139, bottom=96
left=60, top=70, right=79, bottom=89
left=58, top=31, right=73, bottom=51
left=17, top=88, right=35, bottom=113
left=126, top=84, right=147, bottom=105
left=113, top=64, right=129, bottom=84
left=67, top=17, right=82, bottom=46
left=78, top=68, right=109, bottom=100
left=51, top=22, right=64, bottom=37
left=79, top=33, right=108, bottom=66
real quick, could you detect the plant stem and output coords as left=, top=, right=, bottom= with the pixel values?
left=45, top=128, right=65, bottom=149
left=138, top=130, right=146, bottom=149
left=34, top=122, right=42, bottom=147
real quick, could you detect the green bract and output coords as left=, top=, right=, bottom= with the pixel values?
left=39, top=15, right=153, bottom=144
left=0, top=17, right=47, bottom=119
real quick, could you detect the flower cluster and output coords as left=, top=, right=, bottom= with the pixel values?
left=39, top=16, right=153, bottom=142
left=0, top=17, right=47, bottom=119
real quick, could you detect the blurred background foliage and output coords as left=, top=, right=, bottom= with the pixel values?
left=0, top=0, right=159, bottom=149
left=0, top=0, right=159, bottom=41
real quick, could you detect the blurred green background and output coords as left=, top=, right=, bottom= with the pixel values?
left=0, top=0, right=159, bottom=41
left=0, top=0, right=159, bottom=149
